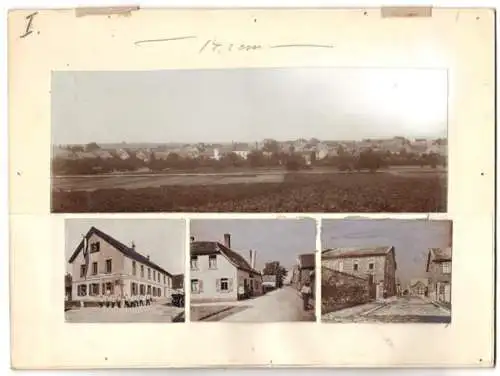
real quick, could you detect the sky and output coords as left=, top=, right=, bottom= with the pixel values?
left=190, top=219, right=316, bottom=272
left=65, top=218, right=186, bottom=275
left=52, top=68, right=447, bottom=145
left=321, top=219, right=452, bottom=287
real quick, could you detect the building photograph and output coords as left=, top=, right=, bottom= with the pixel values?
left=190, top=218, right=317, bottom=322
left=321, top=219, right=452, bottom=323
left=64, top=218, right=186, bottom=323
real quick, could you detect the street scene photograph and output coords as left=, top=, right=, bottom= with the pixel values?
left=189, top=218, right=316, bottom=322
left=64, top=218, right=185, bottom=323
left=321, top=219, right=452, bottom=323
left=51, top=68, right=447, bottom=213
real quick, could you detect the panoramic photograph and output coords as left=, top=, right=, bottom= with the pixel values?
left=321, top=219, right=452, bottom=323
left=189, top=219, right=316, bottom=322
left=51, top=68, right=447, bottom=212
left=64, top=218, right=186, bottom=323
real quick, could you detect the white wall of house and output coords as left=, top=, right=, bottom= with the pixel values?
left=123, top=257, right=172, bottom=297
left=190, top=254, right=238, bottom=301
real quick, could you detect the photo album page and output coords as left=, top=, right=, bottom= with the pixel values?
left=8, top=6, right=495, bottom=369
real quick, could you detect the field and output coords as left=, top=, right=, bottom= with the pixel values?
left=52, top=168, right=447, bottom=212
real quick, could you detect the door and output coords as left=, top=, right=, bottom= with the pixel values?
left=376, top=283, right=383, bottom=300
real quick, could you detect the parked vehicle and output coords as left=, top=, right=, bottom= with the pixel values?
left=171, top=293, right=184, bottom=307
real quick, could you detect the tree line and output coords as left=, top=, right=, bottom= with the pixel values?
left=52, top=143, right=446, bottom=176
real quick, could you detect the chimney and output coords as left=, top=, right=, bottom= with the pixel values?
left=250, top=250, right=256, bottom=269
left=190, top=236, right=195, bottom=243
left=131, top=241, right=136, bottom=250
left=248, top=250, right=253, bottom=266
left=147, top=255, right=150, bottom=260
left=223, top=233, right=231, bottom=248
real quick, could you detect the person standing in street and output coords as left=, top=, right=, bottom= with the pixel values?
left=300, top=282, right=312, bottom=311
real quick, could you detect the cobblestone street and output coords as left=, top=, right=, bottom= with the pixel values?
left=322, top=296, right=451, bottom=323
left=65, top=303, right=185, bottom=323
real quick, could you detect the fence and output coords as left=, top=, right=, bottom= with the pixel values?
left=321, top=266, right=374, bottom=314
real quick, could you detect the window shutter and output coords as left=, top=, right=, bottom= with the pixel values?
left=216, top=279, right=221, bottom=292
left=228, top=278, right=234, bottom=292
left=199, top=280, right=204, bottom=292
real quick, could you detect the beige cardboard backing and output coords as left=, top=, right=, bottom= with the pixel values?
left=8, top=8, right=495, bottom=368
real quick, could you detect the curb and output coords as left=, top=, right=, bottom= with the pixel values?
left=360, top=302, right=389, bottom=316
left=197, top=306, right=235, bottom=321
left=430, top=301, right=451, bottom=314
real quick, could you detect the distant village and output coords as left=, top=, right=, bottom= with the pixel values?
left=52, top=137, right=448, bottom=175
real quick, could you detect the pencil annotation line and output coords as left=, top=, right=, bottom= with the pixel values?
left=270, top=44, right=334, bottom=49
left=135, top=36, right=198, bottom=46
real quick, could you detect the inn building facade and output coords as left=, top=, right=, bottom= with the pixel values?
left=68, top=227, right=174, bottom=302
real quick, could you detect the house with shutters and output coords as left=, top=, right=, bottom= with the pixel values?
left=426, top=247, right=452, bottom=304
left=190, top=233, right=263, bottom=302
left=67, top=226, right=174, bottom=302
left=322, top=246, right=397, bottom=299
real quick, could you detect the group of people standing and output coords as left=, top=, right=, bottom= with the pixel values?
left=96, top=293, right=155, bottom=308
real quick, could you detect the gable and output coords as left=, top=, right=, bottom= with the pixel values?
left=68, top=226, right=172, bottom=276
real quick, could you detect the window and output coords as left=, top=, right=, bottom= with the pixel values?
left=190, top=256, right=199, bottom=270
left=220, top=278, right=229, bottom=291
left=158, top=273, right=160, bottom=283
left=90, top=283, right=99, bottom=296
left=92, top=262, right=98, bottom=275
left=368, top=263, right=374, bottom=270
left=158, top=289, right=161, bottom=297
left=105, top=259, right=112, bottom=274
left=77, top=284, right=87, bottom=296
left=131, top=282, right=138, bottom=296
left=148, top=268, right=151, bottom=280
left=191, top=279, right=200, bottom=293
left=80, top=265, right=87, bottom=278
left=442, top=262, right=451, bottom=274
left=439, top=284, right=446, bottom=294
left=132, top=261, right=137, bottom=276
left=140, top=284, right=145, bottom=295
left=147, top=285, right=151, bottom=295
left=140, top=265, right=144, bottom=278
left=209, top=255, right=217, bottom=269
left=105, top=282, right=114, bottom=295
left=163, top=275, right=166, bottom=284
left=90, top=242, right=100, bottom=253
left=153, top=270, right=156, bottom=281
left=353, top=263, right=359, bottom=271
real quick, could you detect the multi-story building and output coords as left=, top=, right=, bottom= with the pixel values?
left=322, top=246, right=397, bottom=299
left=426, top=247, right=452, bottom=304
left=67, top=226, right=174, bottom=302
left=190, top=233, right=263, bottom=302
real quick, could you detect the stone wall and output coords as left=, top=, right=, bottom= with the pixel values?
left=321, top=266, right=374, bottom=314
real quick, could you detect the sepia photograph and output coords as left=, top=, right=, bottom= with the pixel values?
left=51, top=68, right=447, bottom=213
left=321, top=219, right=452, bottom=323
left=64, top=218, right=186, bottom=323
left=189, top=219, right=316, bottom=322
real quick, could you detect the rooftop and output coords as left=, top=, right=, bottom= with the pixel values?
left=68, top=226, right=172, bottom=276
left=322, top=246, right=394, bottom=259
left=191, top=241, right=260, bottom=275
